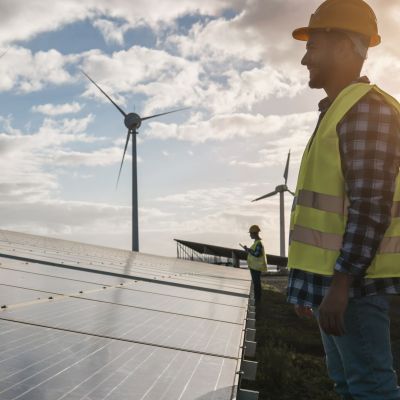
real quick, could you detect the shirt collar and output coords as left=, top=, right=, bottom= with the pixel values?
left=318, top=76, right=371, bottom=113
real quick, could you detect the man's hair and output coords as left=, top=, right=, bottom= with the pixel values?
left=327, top=30, right=369, bottom=60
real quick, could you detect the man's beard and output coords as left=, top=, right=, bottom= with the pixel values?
left=308, top=68, right=328, bottom=89
left=307, top=59, right=333, bottom=89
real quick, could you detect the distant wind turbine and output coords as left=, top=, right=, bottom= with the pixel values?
left=82, top=70, right=188, bottom=252
left=252, top=150, right=294, bottom=257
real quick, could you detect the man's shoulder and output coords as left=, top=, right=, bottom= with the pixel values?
left=365, top=87, right=398, bottom=107
left=345, top=87, right=400, bottom=122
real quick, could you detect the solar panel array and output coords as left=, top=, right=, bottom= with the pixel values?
left=0, top=230, right=255, bottom=400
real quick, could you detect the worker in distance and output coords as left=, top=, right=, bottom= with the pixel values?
left=240, top=224, right=267, bottom=303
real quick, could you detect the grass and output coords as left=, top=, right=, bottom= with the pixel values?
left=241, top=281, right=400, bottom=400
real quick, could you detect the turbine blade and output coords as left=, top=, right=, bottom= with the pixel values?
left=283, top=150, right=291, bottom=185
left=0, top=48, right=9, bottom=59
left=287, top=189, right=295, bottom=196
left=251, top=190, right=278, bottom=202
left=141, top=107, right=190, bottom=121
left=81, top=70, right=127, bottom=117
left=116, top=130, right=131, bottom=188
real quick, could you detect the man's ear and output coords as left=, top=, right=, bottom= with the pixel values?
left=336, top=37, right=355, bottom=60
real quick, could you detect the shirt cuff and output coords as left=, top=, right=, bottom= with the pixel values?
left=334, top=256, right=366, bottom=277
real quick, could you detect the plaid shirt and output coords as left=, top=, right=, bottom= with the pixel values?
left=287, top=77, right=400, bottom=307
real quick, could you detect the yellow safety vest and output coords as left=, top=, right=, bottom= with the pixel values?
left=288, top=83, right=400, bottom=278
left=247, top=240, right=267, bottom=271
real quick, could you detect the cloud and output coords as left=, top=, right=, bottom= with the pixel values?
left=32, top=102, right=83, bottom=116
left=146, top=181, right=294, bottom=256
left=144, top=111, right=316, bottom=143
left=0, top=0, right=245, bottom=47
left=156, top=186, right=253, bottom=208
left=93, top=18, right=131, bottom=46
left=80, top=46, right=198, bottom=111
left=0, top=114, right=107, bottom=202
left=229, top=160, right=267, bottom=169
left=0, top=199, right=132, bottom=249
left=36, top=114, right=96, bottom=139
left=48, top=147, right=124, bottom=167
left=167, top=0, right=310, bottom=67
left=0, top=47, right=76, bottom=93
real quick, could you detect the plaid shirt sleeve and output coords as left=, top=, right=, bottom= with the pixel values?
left=334, top=91, right=400, bottom=277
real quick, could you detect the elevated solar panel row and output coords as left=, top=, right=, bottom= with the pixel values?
left=0, top=230, right=258, bottom=400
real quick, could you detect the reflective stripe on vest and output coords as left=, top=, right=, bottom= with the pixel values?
left=290, top=225, right=400, bottom=254
left=297, top=189, right=349, bottom=215
left=288, top=83, right=400, bottom=278
left=247, top=240, right=267, bottom=271
left=296, top=189, right=400, bottom=218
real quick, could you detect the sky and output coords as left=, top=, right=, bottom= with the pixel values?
left=0, top=0, right=399, bottom=258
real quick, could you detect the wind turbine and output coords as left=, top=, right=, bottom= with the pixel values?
left=82, top=70, right=188, bottom=252
left=252, top=150, right=294, bottom=257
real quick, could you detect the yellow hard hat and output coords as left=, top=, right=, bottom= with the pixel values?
left=249, top=225, right=261, bottom=233
left=292, top=0, right=380, bottom=47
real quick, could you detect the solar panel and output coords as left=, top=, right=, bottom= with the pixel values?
left=0, top=320, right=239, bottom=400
left=0, top=230, right=251, bottom=289
left=0, top=230, right=255, bottom=399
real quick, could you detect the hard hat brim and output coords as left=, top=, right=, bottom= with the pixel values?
left=292, top=27, right=311, bottom=42
left=292, top=27, right=381, bottom=47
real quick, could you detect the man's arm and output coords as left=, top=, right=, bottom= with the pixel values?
left=246, top=242, right=263, bottom=257
left=318, top=92, right=400, bottom=336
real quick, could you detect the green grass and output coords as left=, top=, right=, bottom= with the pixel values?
left=241, top=284, right=400, bottom=400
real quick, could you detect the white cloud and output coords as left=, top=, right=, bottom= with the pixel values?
left=36, top=114, right=95, bottom=139
left=93, top=18, right=131, bottom=46
left=229, top=160, right=266, bottom=169
left=0, top=199, right=132, bottom=247
left=144, top=111, right=316, bottom=143
left=79, top=46, right=306, bottom=120
left=0, top=114, right=104, bottom=202
left=0, top=47, right=76, bottom=93
left=48, top=147, right=124, bottom=167
left=80, top=46, right=198, bottom=111
left=0, top=0, right=245, bottom=46
left=32, top=102, right=83, bottom=116
left=147, top=181, right=294, bottom=256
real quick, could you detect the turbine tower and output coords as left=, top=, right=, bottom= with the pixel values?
left=252, top=150, right=294, bottom=257
left=82, top=71, right=188, bottom=252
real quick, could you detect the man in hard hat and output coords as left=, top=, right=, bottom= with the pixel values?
left=242, top=225, right=267, bottom=303
left=287, top=0, right=400, bottom=398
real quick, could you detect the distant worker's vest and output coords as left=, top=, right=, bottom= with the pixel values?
left=288, top=83, right=400, bottom=278
left=247, top=240, right=267, bottom=271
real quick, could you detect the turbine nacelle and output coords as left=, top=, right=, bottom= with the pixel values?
left=124, top=113, right=142, bottom=132
left=81, top=70, right=189, bottom=186
left=275, top=184, right=288, bottom=192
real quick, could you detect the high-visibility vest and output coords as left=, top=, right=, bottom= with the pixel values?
left=247, top=240, right=267, bottom=271
left=288, top=83, right=400, bottom=278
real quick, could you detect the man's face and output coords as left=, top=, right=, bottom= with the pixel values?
left=301, top=32, right=336, bottom=89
